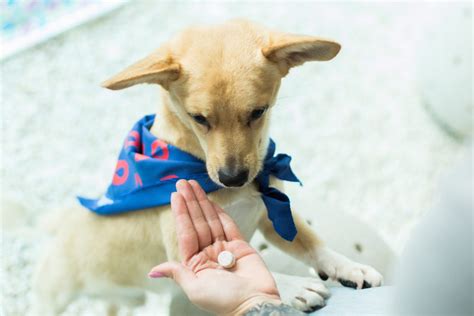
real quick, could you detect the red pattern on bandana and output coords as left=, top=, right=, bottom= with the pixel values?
left=112, top=160, right=129, bottom=185
left=151, top=140, right=169, bottom=160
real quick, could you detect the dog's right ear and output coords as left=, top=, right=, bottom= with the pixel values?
left=102, top=52, right=180, bottom=90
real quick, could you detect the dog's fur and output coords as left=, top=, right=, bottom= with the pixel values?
left=32, top=20, right=382, bottom=315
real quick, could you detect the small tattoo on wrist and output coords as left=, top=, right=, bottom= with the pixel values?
left=243, top=302, right=305, bottom=315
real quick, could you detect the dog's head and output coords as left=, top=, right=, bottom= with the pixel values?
left=103, top=20, right=340, bottom=188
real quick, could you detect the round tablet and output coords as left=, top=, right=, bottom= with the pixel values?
left=217, top=250, right=235, bottom=269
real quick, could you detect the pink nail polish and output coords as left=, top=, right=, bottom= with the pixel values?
left=148, top=271, right=165, bottom=278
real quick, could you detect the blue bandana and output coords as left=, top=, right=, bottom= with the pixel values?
left=78, top=115, right=301, bottom=241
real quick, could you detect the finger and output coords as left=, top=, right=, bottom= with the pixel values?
left=176, top=180, right=213, bottom=250
left=171, top=191, right=199, bottom=260
left=188, top=180, right=225, bottom=242
left=188, top=252, right=222, bottom=272
left=211, top=201, right=244, bottom=241
left=149, top=261, right=196, bottom=291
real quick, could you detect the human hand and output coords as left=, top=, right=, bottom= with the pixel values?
left=149, top=179, right=281, bottom=315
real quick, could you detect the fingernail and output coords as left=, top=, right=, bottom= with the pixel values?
left=176, top=179, right=187, bottom=188
left=148, top=271, right=165, bottom=278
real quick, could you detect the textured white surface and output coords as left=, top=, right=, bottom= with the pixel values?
left=417, top=7, right=473, bottom=138
left=1, top=1, right=470, bottom=315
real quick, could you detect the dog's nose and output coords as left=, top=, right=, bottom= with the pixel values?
left=218, top=168, right=249, bottom=187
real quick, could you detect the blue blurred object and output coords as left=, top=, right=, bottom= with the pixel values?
left=311, top=286, right=395, bottom=315
left=1, top=0, right=91, bottom=37
left=0, top=0, right=128, bottom=60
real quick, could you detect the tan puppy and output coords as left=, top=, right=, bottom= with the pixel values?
left=32, top=20, right=382, bottom=315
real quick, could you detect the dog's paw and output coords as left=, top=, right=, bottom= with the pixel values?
left=273, top=273, right=330, bottom=313
left=315, top=248, right=383, bottom=290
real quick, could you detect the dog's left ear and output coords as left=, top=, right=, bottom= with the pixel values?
left=262, top=33, right=341, bottom=75
left=101, top=51, right=180, bottom=90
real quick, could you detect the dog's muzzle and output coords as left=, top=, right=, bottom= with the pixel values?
left=218, top=167, right=249, bottom=187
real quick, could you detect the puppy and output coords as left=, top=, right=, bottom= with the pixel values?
left=32, top=20, right=382, bottom=315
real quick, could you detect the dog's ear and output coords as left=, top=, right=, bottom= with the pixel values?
left=262, top=33, right=341, bottom=75
left=102, top=52, right=180, bottom=90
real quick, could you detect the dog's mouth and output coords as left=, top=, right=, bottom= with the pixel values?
left=217, top=168, right=249, bottom=187
left=207, top=151, right=266, bottom=189
left=208, top=167, right=257, bottom=188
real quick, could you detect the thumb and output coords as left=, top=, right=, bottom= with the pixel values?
left=148, top=261, right=196, bottom=286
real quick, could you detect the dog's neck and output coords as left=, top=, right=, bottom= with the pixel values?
left=149, top=92, right=206, bottom=160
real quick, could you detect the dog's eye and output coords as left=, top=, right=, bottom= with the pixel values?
left=249, top=107, right=267, bottom=122
left=191, top=114, right=209, bottom=127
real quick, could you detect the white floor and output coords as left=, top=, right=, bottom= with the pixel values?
left=1, top=2, right=469, bottom=315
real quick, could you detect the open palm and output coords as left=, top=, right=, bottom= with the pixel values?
left=149, top=180, right=280, bottom=315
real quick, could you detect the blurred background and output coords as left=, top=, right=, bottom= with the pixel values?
left=1, top=1, right=472, bottom=315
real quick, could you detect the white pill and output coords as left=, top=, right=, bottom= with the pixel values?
left=217, top=250, right=235, bottom=269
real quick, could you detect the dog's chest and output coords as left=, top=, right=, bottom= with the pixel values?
left=208, top=184, right=265, bottom=241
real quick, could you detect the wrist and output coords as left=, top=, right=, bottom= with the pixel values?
left=222, top=294, right=282, bottom=316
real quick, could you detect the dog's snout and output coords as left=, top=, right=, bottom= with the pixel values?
left=218, top=168, right=249, bottom=187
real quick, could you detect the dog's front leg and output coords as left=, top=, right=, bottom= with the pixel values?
left=259, top=212, right=384, bottom=289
